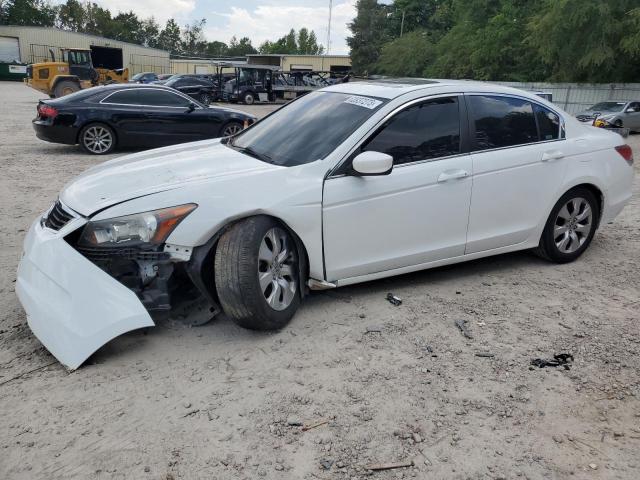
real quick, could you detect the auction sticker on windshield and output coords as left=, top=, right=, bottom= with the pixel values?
left=344, top=95, right=383, bottom=109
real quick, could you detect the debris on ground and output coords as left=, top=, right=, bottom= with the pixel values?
left=386, top=293, right=402, bottom=306
left=454, top=319, right=473, bottom=339
left=530, top=353, right=574, bottom=370
left=365, top=460, right=414, bottom=471
left=365, top=325, right=383, bottom=334
left=286, top=416, right=303, bottom=426
left=302, top=419, right=329, bottom=431
left=475, top=352, right=495, bottom=358
left=319, top=459, right=334, bottom=470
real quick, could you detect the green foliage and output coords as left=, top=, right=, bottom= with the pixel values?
left=1, top=0, right=56, bottom=26
left=350, top=0, right=640, bottom=82
left=376, top=30, right=433, bottom=77
left=347, top=0, right=390, bottom=74
left=258, top=28, right=324, bottom=55
left=227, top=36, right=257, bottom=56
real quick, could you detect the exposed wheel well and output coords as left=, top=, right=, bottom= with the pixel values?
left=187, top=214, right=310, bottom=309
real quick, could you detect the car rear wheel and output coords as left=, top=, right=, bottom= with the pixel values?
left=221, top=121, right=243, bottom=137
left=214, top=216, right=301, bottom=330
left=54, top=80, right=80, bottom=98
left=199, top=92, right=212, bottom=105
left=534, top=187, right=599, bottom=263
left=80, top=123, right=116, bottom=155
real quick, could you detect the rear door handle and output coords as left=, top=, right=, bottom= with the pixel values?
left=438, top=169, right=469, bottom=183
left=542, top=150, right=564, bottom=162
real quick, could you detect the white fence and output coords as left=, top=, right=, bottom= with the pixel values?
left=490, top=82, right=640, bottom=114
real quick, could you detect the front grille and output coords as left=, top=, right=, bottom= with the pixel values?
left=76, top=246, right=169, bottom=262
left=43, top=200, right=74, bottom=231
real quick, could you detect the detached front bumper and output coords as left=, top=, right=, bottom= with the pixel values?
left=16, top=217, right=154, bottom=370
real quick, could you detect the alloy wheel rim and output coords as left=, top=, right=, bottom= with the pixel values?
left=201, top=94, right=210, bottom=104
left=83, top=126, right=112, bottom=154
left=257, top=227, right=297, bottom=311
left=222, top=124, right=242, bottom=136
left=554, top=197, right=593, bottom=254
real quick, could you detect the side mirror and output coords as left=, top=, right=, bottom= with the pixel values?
left=352, top=151, right=394, bottom=176
left=626, top=107, right=636, bottom=113
left=187, top=103, right=196, bottom=112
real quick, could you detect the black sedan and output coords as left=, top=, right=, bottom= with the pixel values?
left=32, top=84, right=255, bottom=154
left=164, top=76, right=219, bottom=104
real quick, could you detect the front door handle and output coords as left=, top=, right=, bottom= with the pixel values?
left=438, top=169, right=469, bottom=183
left=542, top=150, right=564, bottom=162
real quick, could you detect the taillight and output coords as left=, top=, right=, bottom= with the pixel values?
left=615, top=144, right=634, bottom=166
left=38, top=104, right=58, bottom=119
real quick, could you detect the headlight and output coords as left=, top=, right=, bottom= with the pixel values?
left=78, top=204, right=197, bottom=247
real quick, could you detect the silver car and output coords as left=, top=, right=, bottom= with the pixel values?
left=576, top=101, right=640, bottom=130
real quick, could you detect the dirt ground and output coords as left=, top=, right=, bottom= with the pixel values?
left=0, top=81, right=639, bottom=480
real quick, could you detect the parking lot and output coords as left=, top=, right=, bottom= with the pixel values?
left=1, top=80, right=639, bottom=479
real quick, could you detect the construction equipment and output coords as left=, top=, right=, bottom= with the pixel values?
left=25, top=47, right=128, bottom=98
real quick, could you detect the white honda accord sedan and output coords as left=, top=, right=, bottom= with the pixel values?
left=17, top=80, right=634, bottom=369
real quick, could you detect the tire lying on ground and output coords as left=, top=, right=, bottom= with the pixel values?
left=214, top=216, right=301, bottom=330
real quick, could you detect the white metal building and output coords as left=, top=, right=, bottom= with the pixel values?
left=0, top=25, right=170, bottom=74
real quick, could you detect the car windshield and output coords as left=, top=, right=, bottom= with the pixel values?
left=132, top=73, right=145, bottom=80
left=590, top=102, right=626, bottom=112
left=228, top=91, right=387, bottom=166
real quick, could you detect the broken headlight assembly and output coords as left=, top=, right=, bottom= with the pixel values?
left=78, top=204, right=197, bottom=248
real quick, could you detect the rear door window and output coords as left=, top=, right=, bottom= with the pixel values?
left=104, top=90, right=139, bottom=105
left=469, top=95, right=538, bottom=151
left=362, top=96, right=461, bottom=165
left=137, top=89, right=192, bottom=107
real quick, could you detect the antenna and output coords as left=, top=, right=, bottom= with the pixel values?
left=327, top=0, right=333, bottom=54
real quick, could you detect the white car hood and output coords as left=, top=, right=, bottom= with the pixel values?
left=61, top=139, right=276, bottom=216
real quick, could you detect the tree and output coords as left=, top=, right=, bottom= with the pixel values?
left=57, top=0, right=85, bottom=31
left=158, top=18, right=181, bottom=54
left=204, top=40, right=228, bottom=57
left=227, top=36, right=256, bottom=56
left=108, top=11, right=143, bottom=44
left=303, top=30, right=324, bottom=54
left=181, top=18, right=206, bottom=55
left=347, top=0, right=390, bottom=74
left=527, top=0, right=640, bottom=82
left=2, top=0, right=56, bottom=26
left=376, top=30, right=433, bottom=76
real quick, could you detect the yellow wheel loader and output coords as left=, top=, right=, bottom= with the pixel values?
left=25, top=48, right=129, bottom=98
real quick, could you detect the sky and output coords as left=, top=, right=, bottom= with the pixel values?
left=88, top=0, right=357, bottom=54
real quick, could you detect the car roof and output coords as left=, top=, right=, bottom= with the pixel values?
left=322, top=79, right=542, bottom=100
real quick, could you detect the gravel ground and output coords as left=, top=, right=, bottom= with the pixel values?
left=1, top=81, right=639, bottom=480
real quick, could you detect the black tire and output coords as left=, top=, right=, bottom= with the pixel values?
left=534, top=187, right=600, bottom=263
left=53, top=80, right=80, bottom=98
left=199, top=92, right=211, bottom=105
left=614, top=119, right=623, bottom=128
left=214, top=216, right=301, bottom=330
left=79, top=123, right=117, bottom=155
left=243, top=92, right=255, bottom=105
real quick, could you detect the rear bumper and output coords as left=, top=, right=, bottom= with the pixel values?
left=32, top=121, right=78, bottom=145
left=16, top=216, right=154, bottom=370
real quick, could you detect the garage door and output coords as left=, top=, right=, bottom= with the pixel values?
left=0, top=37, right=20, bottom=63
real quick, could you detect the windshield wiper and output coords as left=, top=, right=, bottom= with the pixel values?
left=235, top=145, right=274, bottom=164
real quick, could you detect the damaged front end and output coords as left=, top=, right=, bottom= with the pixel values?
left=16, top=200, right=217, bottom=370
